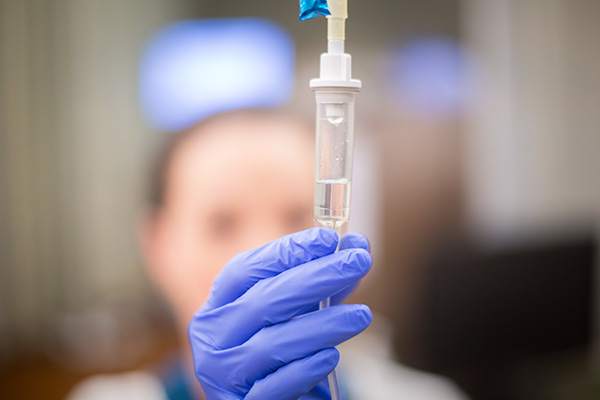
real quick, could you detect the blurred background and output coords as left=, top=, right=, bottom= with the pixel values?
left=1, top=0, right=600, bottom=399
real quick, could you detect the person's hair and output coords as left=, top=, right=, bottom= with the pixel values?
left=146, top=108, right=311, bottom=210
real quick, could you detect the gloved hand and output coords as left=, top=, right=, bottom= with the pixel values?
left=188, top=228, right=372, bottom=400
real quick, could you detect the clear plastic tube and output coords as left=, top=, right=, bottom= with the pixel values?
left=320, top=295, right=342, bottom=399
left=313, top=88, right=357, bottom=400
left=309, top=3, right=358, bottom=397
left=314, top=90, right=356, bottom=236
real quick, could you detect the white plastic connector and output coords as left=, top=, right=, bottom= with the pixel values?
left=328, top=39, right=344, bottom=54
left=309, top=48, right=361, bottom=90
left=310, top=0, right=360, bottom=91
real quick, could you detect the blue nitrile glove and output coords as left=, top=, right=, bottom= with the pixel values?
left=188, top=228, right=372, bottom=400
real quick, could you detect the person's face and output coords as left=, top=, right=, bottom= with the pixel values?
left=143, top=116, right=314, bottom=329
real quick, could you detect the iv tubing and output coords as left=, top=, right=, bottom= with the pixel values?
left=311, top=1, right=360, bottom=399
left=327, top=0, right=348, bottom=41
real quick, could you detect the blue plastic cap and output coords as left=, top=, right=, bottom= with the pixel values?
left=299, top=0, right=330, bottom=21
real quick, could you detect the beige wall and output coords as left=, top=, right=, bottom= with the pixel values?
left=0, top=0, right=196, bottom=360
left=462, top=0, right=600, bottom=234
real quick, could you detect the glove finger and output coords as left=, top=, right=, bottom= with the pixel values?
left=299, top=379, right=330, bottom=400
left=236, top=304, right=371, bottom=385
left=338, top=232, right=370, bottom=253
left=193, top=248, right=372, bottom=349
left=331, top=232, right=371, bottom=305
left=203, top=228, right=338, bottom=311
left=245, top=348, right=339, bottom=400
left=298, top=232, right=371, bottom=314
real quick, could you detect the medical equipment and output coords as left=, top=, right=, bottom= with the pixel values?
left=309, top=1, right=361, bottom=399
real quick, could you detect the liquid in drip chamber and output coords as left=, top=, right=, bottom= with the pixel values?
left=314, top=178, right=350, bottom=234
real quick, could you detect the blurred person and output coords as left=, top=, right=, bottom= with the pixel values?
left=67, top=109, right=467, bottom=400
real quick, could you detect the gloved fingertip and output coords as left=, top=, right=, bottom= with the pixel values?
left=318, top=347, right=340, bottom=370
left=339, top=232, right=370, bottom=252
left=353, top=248, right=372, bottom=274
left=312, top=227, right=339, bottom=249
left=339, top=248, right=372, bottom=276
left=353, top=304, right=373, bottom=327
